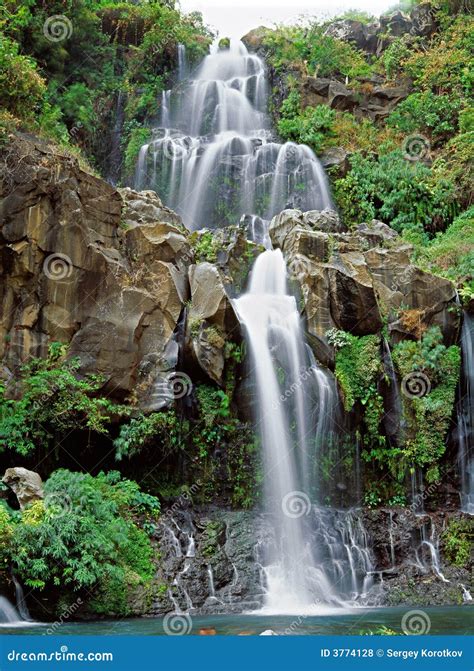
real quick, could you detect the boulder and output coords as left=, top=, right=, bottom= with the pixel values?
left=187, top=263, right=239, bottom=384
left=241, top=26, right=270, bottom=52
left=2, top=467, right=44, bottom=508
left=380, top=10, right=412, bottom=36
left=320, top=147, right=350, bottom=176
left=410, top=2, right=437, bottom=37
left=324, top=20, right=380, bottom=53
left=275, top=210, right=458, bottom=362
left=269, top=209, right=306, bottom=248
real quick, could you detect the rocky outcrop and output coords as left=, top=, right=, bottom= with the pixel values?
left=187, top=262, right=239, bottom=384
left=269, top=209, right=458, bottom=364
left=324, top=3, right=438, bottom=56
left=301, top=75, right=411, bottom=123
left=0, top=134, right=247, bottom=404
left=363, top=508, right=473, bottom=607
left=2, top=467, right=44, bottom=508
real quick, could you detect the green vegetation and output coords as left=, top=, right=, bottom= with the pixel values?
left=0, top=0, right=211, bottom=173
left=114, top=384, right=259, bottom=507
left=1, top=470, right=159, bottom=615
left=334, top=150, right=458, bottom=241
left=414, top=207, right=474, bottom=290
left=264, top=5, right=473, bottom=276
left=329, top=325, right=461, bottom=493
left=442, top=518, right=473, bottom=567
left=262, top=22, right=373, bottom=79
left=328, top=330, right=385, bottom=452
left=392, top=327, right=461, bottom=482
left=0, top=343, right=126, bottom=457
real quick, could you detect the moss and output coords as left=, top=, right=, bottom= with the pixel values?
left=330, top=330, right=385, bottom=451
left=392, top=327, right=461, bottom=481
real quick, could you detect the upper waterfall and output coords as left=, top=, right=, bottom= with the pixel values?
left=134, top=41, right=331, bottom=231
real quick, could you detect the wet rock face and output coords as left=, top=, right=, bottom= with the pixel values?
left=2, top=467, right=43, bottom=508
left=269, top=209, right=458, bottom=364
left=363, top=509, right=473, bottom=607
left=136, top=506, right=472, bottom=616
left=149, top=510, right=265, bottom=615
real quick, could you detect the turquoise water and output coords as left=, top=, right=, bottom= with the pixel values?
left=1, top=607, right=472, bottom=636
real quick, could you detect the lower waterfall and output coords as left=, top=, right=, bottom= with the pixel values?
left=234, top=250, right=374, bottom=612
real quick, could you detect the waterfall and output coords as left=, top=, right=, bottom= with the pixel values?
left=134, top=40, right=331, bottom=231
left=234, top=250, right=372, bottom=612
left=177, top=43, right=187, bottom=81
left=12, top=574, right=31, bottom=621
left=136, top=38, right=374, bottom=613
left=0, top=596, right=23, bottom=625
left=458, top=312, right=473, bottom=513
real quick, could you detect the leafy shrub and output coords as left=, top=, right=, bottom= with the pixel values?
left=442, top=519, right=473, bottom=567
left=404, top=16, right=473, bottom=96
left=387, top=92, right=461, bottom=143
left=383, top=35, right=417, bottom=79
left=332, top=331, right=385, bottom=450
left=123, top=124, right=151, bottom=178
left=114, top=411, right=180, bottom=461
left=414, top=206, right=474, bottom=283
left=277, top=91, right=336, bottom=152
left=0, top=37, right=46, bottom=120
left=334, top=150, right=458, bottom=239
left=263, top=22, right=372, bottom=80
left=0, top=343, right=126, bottom=456
left=9, top=470, right=158, bottom=615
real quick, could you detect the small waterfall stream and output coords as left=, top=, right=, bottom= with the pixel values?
left=458, top=312, right=474, bottom=513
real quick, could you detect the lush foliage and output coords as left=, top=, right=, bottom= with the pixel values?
left=278, top=91, right=336, bottom=152
left=334, top=150, right=458, bottom=240
left=414, top=207, right=474, bottom=290
left=5, top=469, right=159, bottom=615
left=266, top=5, right=473, bottom=263
left=329, top=330, right=385, bottom=451
left=392, top=327, right=461, bottom=482
left=262, top=22, right=372, bottom=80
left=0, top=344, right=126, bottom=456
left=442, top=518, right=473, bottom=567
left=387, top=92, right=461, bottom=144
left=0, top=0, right=211, bottom=172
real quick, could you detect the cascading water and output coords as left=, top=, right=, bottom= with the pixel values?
left=134, top=41, right=331, bottom=231
left=137, top=39, right=374, bottom=613
left=458, top=312, right=473, bottom=514
left=234, top=251, right=374, bottom=613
